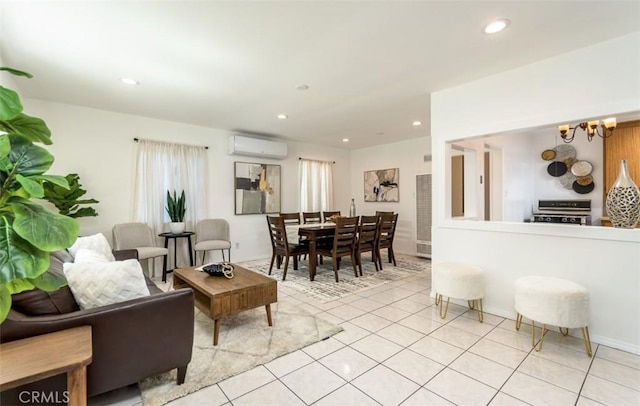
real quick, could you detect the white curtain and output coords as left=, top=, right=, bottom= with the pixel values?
left=133, top=139, right=207, bottom=263
left=299, top=159, right=334, bottom=212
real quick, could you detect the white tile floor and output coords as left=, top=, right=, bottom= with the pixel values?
left=90, top=262, right=640, bottom=406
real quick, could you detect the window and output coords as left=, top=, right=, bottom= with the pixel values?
left=299, top=159, right=334, bottom=212
left=133, top=139, right=207, bottom=234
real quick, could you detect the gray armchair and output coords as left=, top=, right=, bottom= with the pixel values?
left=194, top=219, right=231, bottom=264
left=112, top=222, right=168, bottom=280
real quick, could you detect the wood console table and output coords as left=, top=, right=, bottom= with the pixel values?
left=0, top=325, right=92, bottom=406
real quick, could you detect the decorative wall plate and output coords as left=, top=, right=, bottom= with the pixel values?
left=559, top=172, right=576, bottom=189
left=572, top=180, right=595, bottom=194
left=564, top=157, right=578, bottom=170
left=553, top=145, right=577, bottom=161
left=541, top=149, right=556, bottom=161
left=571, top=161, right=593, bottom=177
left=576, top=174, right=593, bottom=186
left=547, top=161, right=567, bottom=177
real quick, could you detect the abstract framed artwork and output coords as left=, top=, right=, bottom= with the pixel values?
left=364, top=168, right=399, bottom=202
left=234, top=161, right=281, bottom=215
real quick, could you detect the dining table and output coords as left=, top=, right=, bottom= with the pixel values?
left=286, top=222, right=335, bottom=281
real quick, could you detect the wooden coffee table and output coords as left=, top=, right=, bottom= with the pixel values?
left=173, top=264, right=277, bottom=345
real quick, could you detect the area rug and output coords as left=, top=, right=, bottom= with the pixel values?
left=240, top=254, right=430, bottom=302
left=138, top=301, right=343, bottom=406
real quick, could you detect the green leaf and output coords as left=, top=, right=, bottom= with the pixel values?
left=0, top=67, right=33, bottom=78
left=16, top=174, right=44, bottom=197
left=8, top=134, right=53, bottom=176
left=0, top=85, right=23, bottom=121
left=0, top=134, right=9, bottom=159
left=10, top=198, right=79, bottom=251
left=73, top=198, right=99, bottom=204
left=30, top=272, right=67, bottom=292
left=6, top=277, right=35, bottom=294
left=0, top=156, right=12, bottom=172
left=34, top=175, right=70, bottom=189
left=0, top=215, right=49, bottom=285
left=70, top=207, right=98, bottom=218
left=0, top=284, right=10, bottom=323
left=4, top=114, right=52, bottom=145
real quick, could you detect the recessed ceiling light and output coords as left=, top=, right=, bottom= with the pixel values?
left=412, top=121, right=423, bottom=126
left=296, top=84, right=309, bottom=91
left=342, top=138, right=349, bottom=143
left=484, top=18, right=510, bottom=34
left=277, top=114, right=288, bottom=120
left=120, top=77, right=139, bottom=85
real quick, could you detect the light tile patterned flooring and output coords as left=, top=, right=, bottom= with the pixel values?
left=91, top=262, right=640, bottom=406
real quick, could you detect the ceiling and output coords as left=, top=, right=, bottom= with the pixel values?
left=1, top=1, right=639, bottom=149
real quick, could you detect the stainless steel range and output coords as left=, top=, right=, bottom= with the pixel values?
left=531, top=199, right=592, bottom=225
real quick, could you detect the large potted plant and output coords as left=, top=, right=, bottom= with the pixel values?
left=166, top=190, right=186, bottom=233
left=0, top=67, right=79, bottom=322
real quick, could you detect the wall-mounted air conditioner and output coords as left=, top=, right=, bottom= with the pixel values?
left=227, top=135, right=288, bottom=160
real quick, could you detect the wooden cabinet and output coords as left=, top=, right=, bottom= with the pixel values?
left=602, top=119, right=640, bottom=227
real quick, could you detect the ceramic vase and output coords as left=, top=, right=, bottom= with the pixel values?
left=169, top=222, right=186, bottom=234
left=606, top=160, right=640, bottom=228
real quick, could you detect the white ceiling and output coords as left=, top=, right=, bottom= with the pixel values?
left=1, top=1, right=639, bottom=149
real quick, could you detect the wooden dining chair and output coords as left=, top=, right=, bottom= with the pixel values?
left=377, top=213, right=399, bottom=269
left=322, top=211, right=341, bottom=222
left=302, top=211, right=322, bottom=224
left=356, top=215, right=381, bottom=275
left=279, top=212, right=301, bottom=225
left=317, top=216, right=359, bottom=282
left=375, top=211, right=394, bottom=216
left=266, top=215, right=309, bottom=281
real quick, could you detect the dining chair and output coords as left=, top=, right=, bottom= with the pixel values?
left=112, top=222, right=168, bottom=280
left=377, top=213, right=399, bottom=269
left=356, top=215, right=381, bottom=275
left=194, top=219, right=231, bottom=265
left=375, top=211, right=394, bottom=216
left=302, top=211, right=322, bottom=224
left=266, top=215, right=309, bottom=281
left=279, top=212, right=301, bottom=225
left=317, top=216, right=359, bottom=282
left=322, top=211, right=341, bottom=222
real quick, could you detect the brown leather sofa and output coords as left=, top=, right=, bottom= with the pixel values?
left=0, top=249, right=194, bottom=404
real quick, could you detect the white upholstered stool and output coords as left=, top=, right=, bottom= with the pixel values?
left=432, top=262, right=485, bottom=322
left=514, top=276, right=592, bottom=357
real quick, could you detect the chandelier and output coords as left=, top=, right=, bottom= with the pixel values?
left=558, top=117, right=617, bottom=143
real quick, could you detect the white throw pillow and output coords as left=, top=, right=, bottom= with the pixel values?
left=63, top=259, right=150, bottom=310
left=73, top=248, right=111, bottom=264
left=68, top=233, right=115, bottom=261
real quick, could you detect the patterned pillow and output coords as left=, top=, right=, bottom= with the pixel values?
left=63, top=259, right=150, bottom=310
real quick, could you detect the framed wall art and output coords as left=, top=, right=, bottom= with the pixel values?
left=364, top=168, right=399, bottom=202
left=234, top=162, right=281, bottom=215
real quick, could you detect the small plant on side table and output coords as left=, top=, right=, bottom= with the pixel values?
left=166, top=190, right=186, bottom=233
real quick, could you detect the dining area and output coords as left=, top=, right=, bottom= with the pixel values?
left=266, top=211, right=399, bottom=283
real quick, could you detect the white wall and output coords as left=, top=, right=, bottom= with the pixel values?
left=351, top=137, right=431, bottom=256
left=431, top=32, right=640, bottom=353
left=21, top=98, right=351, bottom=263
